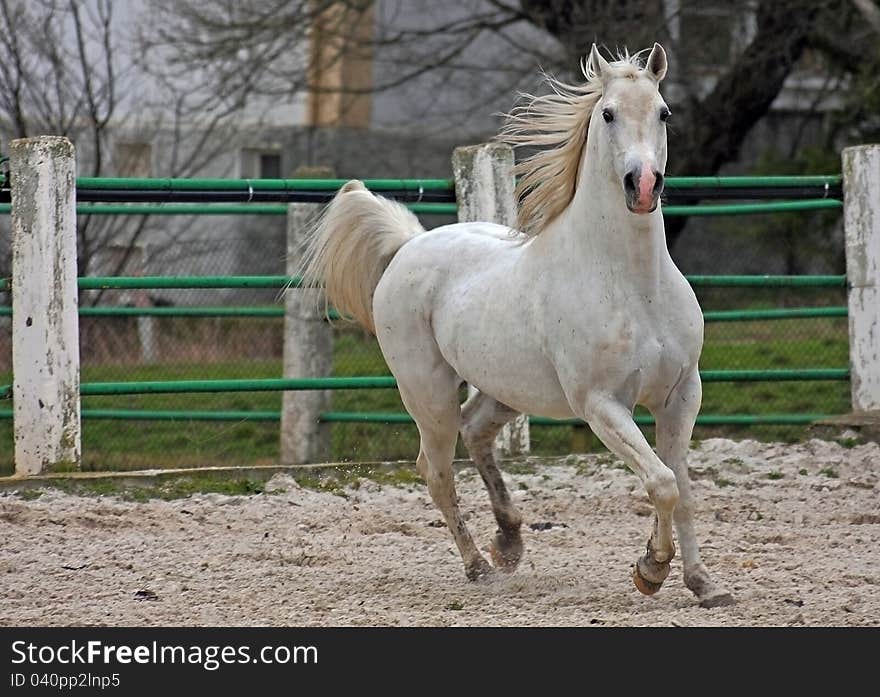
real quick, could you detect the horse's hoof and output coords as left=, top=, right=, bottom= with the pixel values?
left=684, top=567, right=735, bottom=608
left=487, top=531, right=523, bottom=573
left=465, top=556, right=495, bottom=583
left=699, top=590, right=736, bottom=609
left=633, top=554, right=670, bottom=596
left=632, top=565, right=663, bottom=596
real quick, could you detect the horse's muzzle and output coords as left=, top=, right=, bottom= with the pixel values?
left=623, top=167, right=664, bottom=214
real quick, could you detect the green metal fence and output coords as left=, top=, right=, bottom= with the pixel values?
left=0, top=175, right=852, bottom=470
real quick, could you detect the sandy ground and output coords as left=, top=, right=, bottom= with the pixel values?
left=1, top=437, right=878, bottom=627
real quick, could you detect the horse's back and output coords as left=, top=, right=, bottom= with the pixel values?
left=376, top=222, right=524, bottom=307
left=373, top=221, right=574, bottom=418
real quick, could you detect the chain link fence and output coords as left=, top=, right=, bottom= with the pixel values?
left=0, top=202, right=851, bottom=475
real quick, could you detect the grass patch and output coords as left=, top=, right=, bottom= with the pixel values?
left=766, top=471, right=784, bottom=480
left=33, top=475, right=269, bottom=502
left=502, top=460, right=538, bottom=475
left=819, top=466, right=839, bottom=479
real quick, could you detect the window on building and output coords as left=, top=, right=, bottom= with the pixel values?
left=259, top=153, right=282, bottom=179
left=240, top=149, right=283, bottom=178
left=115, top=142, right=152, bottom=177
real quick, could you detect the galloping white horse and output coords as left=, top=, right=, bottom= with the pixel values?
left=302, top=43, right=734, bottom=608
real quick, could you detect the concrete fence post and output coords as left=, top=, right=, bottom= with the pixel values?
left=280, top=203, right=333, bottom=465
left=451, top=142, right=530, bottom=455
left=843, top=145, right=880, bottom=413
left=10, top=136, right=81, bottom=475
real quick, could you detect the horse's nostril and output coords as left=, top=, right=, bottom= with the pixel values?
left=623, top=171, right=636, bottom=193
left=653, top=172, right=664, bottom=194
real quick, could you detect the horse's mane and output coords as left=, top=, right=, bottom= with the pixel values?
left=497, top=51, right=644, bottom=236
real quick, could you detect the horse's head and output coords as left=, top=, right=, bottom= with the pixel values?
left=588, top=43, right=669, bottom=215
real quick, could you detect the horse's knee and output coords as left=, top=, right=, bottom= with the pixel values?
left=647, top=469, right=679, bottom=511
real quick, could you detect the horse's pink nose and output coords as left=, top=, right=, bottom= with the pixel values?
left=624, top=165, right=664, bottom=211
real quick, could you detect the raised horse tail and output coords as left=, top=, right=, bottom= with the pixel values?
left=298, top=180, right=424, bottom=334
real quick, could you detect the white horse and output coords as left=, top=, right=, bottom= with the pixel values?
left=302, top=43, right=734, bottom=608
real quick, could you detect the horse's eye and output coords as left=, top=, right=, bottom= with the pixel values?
left=660, top=107, right=671, bottom=122
left=602, top=109, right=614, bottom=123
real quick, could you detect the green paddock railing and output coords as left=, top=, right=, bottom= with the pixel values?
left=0, top=202, right=458, bottom=216
left=0, top=305, right=848, bottom=321
left=663, top=175, right=841, bottom=187
left=70, top=174, right=839, bottom=191
left=0, top=305, right=343, bottom=319
left=0, top=172, right=851, bottom=437
left=1, top=174, right=837, bottom=200
left=0, top=276, right=295, bottom=292
left=73, top=177, right=456, bottom=192
left=0, top=200, right=842, bottom=217
left=661, top=200, right=840, bottom=216
left=0, top=369, right=850, bottom=401
left=685, top=275, right=846, bottom=287
left=701, top=306, right=847, bottom=321
left=0, top=274, right=850, bottom=293
left=0, top=409, right=838, bottom=426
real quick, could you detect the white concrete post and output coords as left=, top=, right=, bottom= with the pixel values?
left=452, top=142, right=530, bottom=455
left=10, top=136, right=81, bottom=475
left=843, top=145, right=880, bottom=412
left=280, top=204, right=333, bottom=464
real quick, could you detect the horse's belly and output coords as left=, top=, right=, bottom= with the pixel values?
left=431, top=290, right=574, bottom=418
left=452, top=351, right=575, bottom=419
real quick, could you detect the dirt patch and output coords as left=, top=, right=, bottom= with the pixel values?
left=1, top=437, right=877, bottom=627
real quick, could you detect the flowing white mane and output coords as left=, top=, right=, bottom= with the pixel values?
left=497, top=51, right=645, bottom=236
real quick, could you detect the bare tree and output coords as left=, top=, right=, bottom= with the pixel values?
left=0, top=0, right=250, bottom=290
left=4, top=0, right=870, bottom=265
left=137, top=0, right=870, bottom=250
left=0, top=0, right=130, bottom=281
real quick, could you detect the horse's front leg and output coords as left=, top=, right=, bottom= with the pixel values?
left=655, top=372, right=735, bottom=608
left=584, top=397, right=679, bottom=595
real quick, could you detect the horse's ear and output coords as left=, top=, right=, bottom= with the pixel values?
left=588, top=44, right=611, bottom=80
left=645, top=43, right=667, bottom=82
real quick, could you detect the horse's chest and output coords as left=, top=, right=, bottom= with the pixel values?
left=599, top=316, right=681, bottom=366
left=588, top=312, right=696, bottom=404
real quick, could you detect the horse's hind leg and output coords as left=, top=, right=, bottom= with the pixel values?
left=394, top=365, right=493, bottom=582
left=460, top=391, right=524, bottom=571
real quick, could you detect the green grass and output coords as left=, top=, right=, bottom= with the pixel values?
left=5, top=462, right=428, bottom=502
left=0, top=314, right=852, bottom=474
left=7, top=474, right=269, bottom=503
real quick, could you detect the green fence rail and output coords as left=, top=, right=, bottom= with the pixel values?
left=661, top=200, right=841, bottom=216
left=73, top=177, right=456, bottom=192
left=701, top=307, right=847, bottom=321
left=0, top=305, right=848, bottom=321
left=685, top=275, right=846, bottom=287
left=0, top=199, right=842, bottom=217
left=0, top=202, right=459, bottom=216
left=0, top=369, right=850, bottom=401
left=663, top=175, right=841, bottom=188
left=0, top=274, right=850, bottom=293
left=0, top=409, right=837, bottom=426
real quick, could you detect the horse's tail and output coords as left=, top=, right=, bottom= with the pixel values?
left=298, top=180, right=424, bottom=334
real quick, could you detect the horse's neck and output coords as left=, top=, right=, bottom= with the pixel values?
left=543, top=168, right=667, bottom=297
